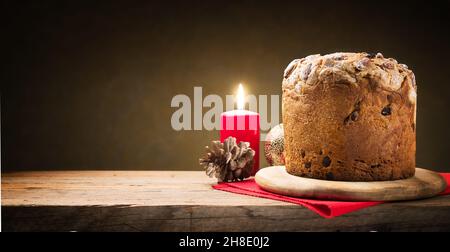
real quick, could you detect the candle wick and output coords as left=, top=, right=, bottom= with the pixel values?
left=237, top=83, right=245, bottom=110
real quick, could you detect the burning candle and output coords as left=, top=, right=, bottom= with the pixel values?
left=220, top=84, right=260, bottom=175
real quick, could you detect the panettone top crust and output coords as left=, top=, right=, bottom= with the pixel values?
left=283, top=52, right=417, bottom=105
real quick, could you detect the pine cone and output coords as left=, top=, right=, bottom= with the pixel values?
left=199, top=136, right=255, bottom=182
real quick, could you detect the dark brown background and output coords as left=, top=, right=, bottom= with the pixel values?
left=3, top=0, right=450, bottom=171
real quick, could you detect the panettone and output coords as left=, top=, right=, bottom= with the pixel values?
left=282, top=52, right=416, bottom=181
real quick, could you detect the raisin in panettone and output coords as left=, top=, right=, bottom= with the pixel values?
left=282, top=52, right=417, bottom=181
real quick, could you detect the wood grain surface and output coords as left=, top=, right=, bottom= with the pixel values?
left=2, top=170, right=450, bottom=231
left=255, top=166, right=447, bottom=201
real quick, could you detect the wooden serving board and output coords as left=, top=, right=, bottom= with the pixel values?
left=255, top=166, right=447, bottom=201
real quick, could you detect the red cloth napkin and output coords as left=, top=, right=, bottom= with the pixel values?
left=213, top=173, right=450, bottom=218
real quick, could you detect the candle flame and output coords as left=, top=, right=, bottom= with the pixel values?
left=236, top=83, right=245, bottom=110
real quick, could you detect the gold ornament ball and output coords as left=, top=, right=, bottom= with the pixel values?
left=264, top=124, right=285, bottom=166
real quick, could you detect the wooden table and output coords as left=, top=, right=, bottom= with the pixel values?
left=2, top=171, right=450, bottom=232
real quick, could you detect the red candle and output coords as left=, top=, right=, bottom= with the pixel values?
left=220, top=84, right=260, bottom=175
